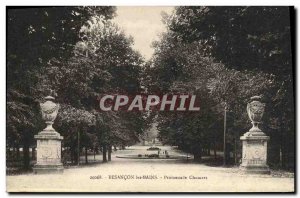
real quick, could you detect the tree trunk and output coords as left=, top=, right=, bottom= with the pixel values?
left=207, top=144, right=211, bottom=156
left=108, top=145, right=112, bottom=161
left=32, top=147, right=36, bottom=160
left=214, top=142, right=217, bottom=160
left=77, top=132, right=80, bottom=166
left=279, top=117, right=284, bottom=168
left=93, top=147, right=96, bottom=161
left=72, top=146, right=77, bottom=164
left=16, top=145, right=20, bottom=160
left=7, top=146, right=11, bottom=160
left=102, top=145, right=107, bottom=162
left=13, top=147, right=16, bottom=160
left=70, top=147, right=73, bottom=164
left=234, top=138, right=237, bottom=165
left=193, top=151, right=202, bottom=162
left=85, top=147, right=88, bottom=164
left=23, top=142, right=30, bottom=169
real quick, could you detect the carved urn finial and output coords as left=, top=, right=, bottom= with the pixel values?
left=246, top=95, right=265, bottom=132
left=40, top=95, right=60, bottom=132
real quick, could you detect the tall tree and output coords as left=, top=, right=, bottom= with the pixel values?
left=7, top=6, right=116, bottom=168
left=39, top=18, right=148, bottom=162
left=148, top=7, right=290, bottom=165
left=164, top=6, right=294, bottom=169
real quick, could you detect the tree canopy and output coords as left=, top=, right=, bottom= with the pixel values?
left=7, top=6, right=294, bottom=170
left=147, top=6, right=294, bottom=168
left=7, top=6, right=148, bottom=168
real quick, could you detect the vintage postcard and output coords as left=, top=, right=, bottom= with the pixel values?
left=6, top=6, right=295, bottom=192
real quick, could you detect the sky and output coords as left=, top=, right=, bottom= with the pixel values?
left=113, top=6, right=174, bottom=60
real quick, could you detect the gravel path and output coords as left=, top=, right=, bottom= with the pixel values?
left=6, top=145, right=294, bottom=192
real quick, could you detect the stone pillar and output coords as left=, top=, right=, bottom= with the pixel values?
left=240, top=96, right=270, bottom=174
left=240, top=132, right=270, bottom=174
left=33, top=96, right=64, bottom=174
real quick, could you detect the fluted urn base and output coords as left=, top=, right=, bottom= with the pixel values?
left=33, top=130, right=64, bottom=174
left=240, top=131, right=270, bottom=174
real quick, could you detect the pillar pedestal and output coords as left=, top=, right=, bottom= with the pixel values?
left=240, top=131, right=270, bottom=174
left=33, top=130, right=64, bottom=174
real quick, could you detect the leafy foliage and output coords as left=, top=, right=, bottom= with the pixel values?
left=7, top=6, right=146, bottom=167
left=148, top=7, right=294, bottom=168
left=37, top=16, right=148, bottom=153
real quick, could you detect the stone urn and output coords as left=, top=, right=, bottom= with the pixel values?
left=240, top=96, right=270, bottom=174
left=33, top=95, right=64, bottom=174
left=40, top=96, right=60, bottom=132
left=246, top=96, right=265, bottom=133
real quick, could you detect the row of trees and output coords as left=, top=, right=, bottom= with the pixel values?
left=7, top=7, right=150, bottom=169
left=7, top=6, right=295, bottom=170
left=147, top=7, right=294, bottom=169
